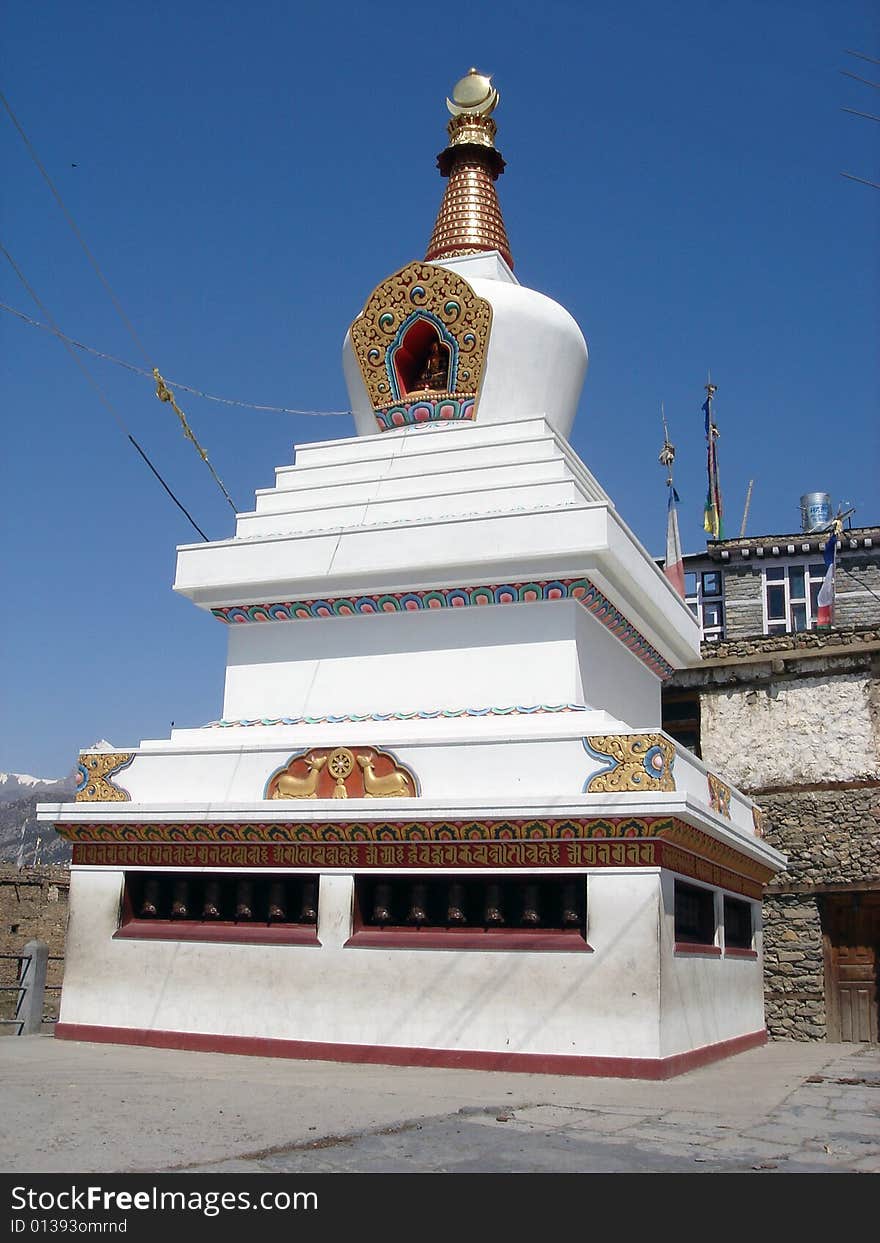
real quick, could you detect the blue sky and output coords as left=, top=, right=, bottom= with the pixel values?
left=2, top=0, right=877, bottom=776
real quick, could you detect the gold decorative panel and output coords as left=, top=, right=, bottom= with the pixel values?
left=75, top=753, right=134, bottom=802
left=707, top=773, right=733, bottom=819
left=265, top=747, right=418, bottom=800
left=751, top=804, right=765, bottom=838
left=584, top=735, right=676, bottom=793
left=349, top=261, right=492, bottom=418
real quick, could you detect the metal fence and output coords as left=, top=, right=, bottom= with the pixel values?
left=0, top=941, right=61, bottom=1034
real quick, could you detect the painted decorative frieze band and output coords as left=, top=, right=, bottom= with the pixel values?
left=205, top=703, right=589, bottom=728
left=265, top=747, right=418, bottom=801
left=75, top=753, right=135, bottom=803
left=59, top=815, right=673, bottom=845
left=707, top=773, right=733, bottom=819
left=69, top=829, right=768, bottom=898
left=583, top=735, right=675, bottom=793
left=211, top=578, right=675, bottom=680
left=374, top=396, right=475, bottom=431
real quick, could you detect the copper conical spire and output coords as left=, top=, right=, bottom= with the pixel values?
left=425, top=69, right=513, bottom=270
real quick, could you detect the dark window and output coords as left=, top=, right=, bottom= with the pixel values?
left=766, top=584, right=786, bottom=619
left=348, top=875, right=589, bottom=950
left=674, top=881, right=716, bottom=945
left=662, top=689, right=701, bottom=757
left=116, top=872, right=320, bottom=945
left=723, top=896, right=753, bottom=950
left=702, top=571, right=722, bottom=596
left=702, top=601, right=723, bottom=630
left=791, top=603, right=808, bottom=631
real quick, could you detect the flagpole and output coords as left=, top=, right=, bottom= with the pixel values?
left=659, top=404, right=686, bottom=597
left=702, top=376, right=724, bottom=540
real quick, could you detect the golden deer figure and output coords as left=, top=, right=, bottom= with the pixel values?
left=356, top=754, right=413, bottom=798
left=271, top=753, right=328, bottom=799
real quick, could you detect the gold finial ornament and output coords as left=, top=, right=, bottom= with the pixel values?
left=447, top=68, right=499, bottom=116
left=426, top=68, right=513, bottom=269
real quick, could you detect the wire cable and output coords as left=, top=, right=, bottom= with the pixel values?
left=0, top=89, right=153, bottom=367
left=1, top=241, right=209, bottom=541
left=0, top=300, right=351, bottom=417
left=1, top=89, right=239, bottom=510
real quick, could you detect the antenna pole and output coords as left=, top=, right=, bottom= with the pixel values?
left=740, top=479, right=754, bottom=537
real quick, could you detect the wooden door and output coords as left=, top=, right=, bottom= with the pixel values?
left=822, top=893, right=880, bottom=1042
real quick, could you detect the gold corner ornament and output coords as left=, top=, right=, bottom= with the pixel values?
left=75, top=753, right=134, bottom=802
left=584, top=735, right=676, bottom=794
left=707, top=773, right=733, bottom=819
left=266, top=747, right=418, bottom=800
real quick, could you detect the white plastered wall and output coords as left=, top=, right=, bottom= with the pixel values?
left=658, top=870, right=765, bottom=1058
left=62, top=868, right=669, bottom=1060
left=700, top=672, right=878, bottom=790
left=221, top=600, right=657, bottom=725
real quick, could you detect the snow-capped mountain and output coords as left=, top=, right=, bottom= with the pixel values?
left=0, top=743, right=119, bottom=863
left=0, top=741, right=115, bottom=804
left=0, top=772, right=75, bottom=804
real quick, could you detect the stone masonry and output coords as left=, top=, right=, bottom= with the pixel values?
left=666, top=626, right=880, bottom=1041
left=0, top=865, right=70, bottom=1029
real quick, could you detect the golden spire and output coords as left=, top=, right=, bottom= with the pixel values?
left=425, top=69, right=513, bottom=270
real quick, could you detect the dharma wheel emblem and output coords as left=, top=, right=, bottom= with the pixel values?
left=327, top=747, right=355, bottom=797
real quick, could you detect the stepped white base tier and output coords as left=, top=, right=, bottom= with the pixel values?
left=40, top=415, right=784, bottom=1076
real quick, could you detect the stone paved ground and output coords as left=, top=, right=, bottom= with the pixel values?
left=2, top=1036, right=878, bottom=1173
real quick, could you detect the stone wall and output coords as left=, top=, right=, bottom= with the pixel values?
left=835, top=555, right=880, bottom=629
left=759, top=786, right=880, bottom=888
left=0, top=865, right=70, bottom=1029
left=758, top=786, right=880, bottom=1041
left=700, top=625, right=880, bottom=664
left=762, top=893, right=826, bottom=1040
left=665, top=630, right=880, bottom=1042
left=670, top=633, right=879, bottom=792
left=720, top=563, right=764, bottom=638
left=701, top=671, right=877, bottom=791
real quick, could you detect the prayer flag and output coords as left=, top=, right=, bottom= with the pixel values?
left=702, top=395, right=724, bottom=540
left=816, top=528, right=838, bottom=627
left=664, top=487, right=686, bottom=597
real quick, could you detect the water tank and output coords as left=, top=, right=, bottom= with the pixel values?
left=800, top=492, right=832, bottom=533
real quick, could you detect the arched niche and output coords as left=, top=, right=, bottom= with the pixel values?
left=387, top=312, right=456, bottom=400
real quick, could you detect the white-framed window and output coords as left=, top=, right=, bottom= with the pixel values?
left=684, top=569, right=725, bottom=641
left=762, top=562, right=826, bottom=634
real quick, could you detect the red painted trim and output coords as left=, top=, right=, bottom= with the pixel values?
left=724, top=946, right=758, bottom=959
left=53, top=1024, right=767, bottom=1080
left=345, top=929, right=592, bottom=952
left=674, top=942, right=722, bottom=956
left=114, top=922, right=320, bottom=947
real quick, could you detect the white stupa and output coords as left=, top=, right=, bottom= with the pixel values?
left=40, top=70, right=783, bottom=1077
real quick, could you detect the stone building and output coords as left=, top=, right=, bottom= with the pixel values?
left=0, top=865, right=69, bottom=1028
left=663, top=526, right=880, bottom=1042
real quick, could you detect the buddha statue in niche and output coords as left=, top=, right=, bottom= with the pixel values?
left=413, top=339, right=449, bottom=392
